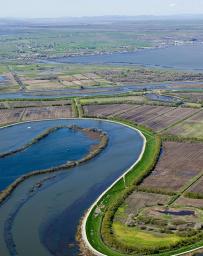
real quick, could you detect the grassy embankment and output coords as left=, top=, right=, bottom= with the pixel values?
left=80, top=94, right=181, bottom=107
left=84, top=118, right=162, bottom=256
left=83, top=118, right=203, bottom=256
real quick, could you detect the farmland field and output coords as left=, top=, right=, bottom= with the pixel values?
left=0, top=17, right=203, bottom=256
left=20, top=106, right=73, bottom=121
left=0, top=72, right=19, bottom=92
left=119, top=191, right=171, bottom=216
left=1, top=101, right=202, bottom=256
left=175, top=197, right=203, bottom=209
left=187, top=177, right=203, bottom=196
left=139, top=141, right=203, bottom=192
left=166, top=110, right=203, bottom=139
left=0, top=100, right=71, bottom=109
left=0, top=105, right=73, bottom=126
left=80, top=95, right=147, bottom=105
left=168, top=92, right=203, bottom=103
left=83, top=103, right=202, bottom=136
left=83, top=104, right=135, bottom=117
left=144, top=107, right=199, bottom=131
left=0, top=109, right=25, bottom=125
left=101, top=139, right=203, bottom=256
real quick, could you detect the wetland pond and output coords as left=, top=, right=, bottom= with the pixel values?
left=0, top=119, right=144, bottom=256
left=1, top=44, right=203, bottom=99
left=0, top=76, right=7, bottom=82
left=158, top=210, right=195, bottom=216
left=0, top=126, right=99, bottom=191
left=146, top=93, right=182, bottom=103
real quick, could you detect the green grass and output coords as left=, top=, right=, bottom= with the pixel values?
left=0, top=28, right=152, bottom=60
left=0, top=65, right=9, bottom=73
left=85, top=119, right=161, bottom=256
left=80, top=95, right=146, bottom=105
left=113, top=222, right=181, bottom=249
left=84, top=118, right=203, bottom=256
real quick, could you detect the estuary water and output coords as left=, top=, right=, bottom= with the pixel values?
left=1, top=44, right=203, bottom=100
left=0, top=119, right=144, bottom=256
left=47, top=44, right=203, bottom=70
left=0, top=127, right=99, bottom=191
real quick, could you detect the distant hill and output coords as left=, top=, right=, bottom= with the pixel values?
left=1, top=14, right=203, bottom=26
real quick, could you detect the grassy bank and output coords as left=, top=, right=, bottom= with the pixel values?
left=83, top=118, right=161, bottom=256
left=83, top=118, right=203, bottom=256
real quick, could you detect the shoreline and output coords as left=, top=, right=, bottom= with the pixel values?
left=3, top=118, right=203, bottom=255
left=0, top=125, right=69, bottom=158
left=0, top=122, right=108, bottom=205
left=79, top=118, right=203, bottom=256
left=80, top=118, right=147, bottom=256
left=39, top=42, right=203, bottom=62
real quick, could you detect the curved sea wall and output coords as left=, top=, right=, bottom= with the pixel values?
left=79, top=118, right=203, bottom=256
left=80, top=119, right=150, bottom=256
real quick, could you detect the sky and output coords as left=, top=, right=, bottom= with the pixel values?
left=1, top=0, right=203, bottom=18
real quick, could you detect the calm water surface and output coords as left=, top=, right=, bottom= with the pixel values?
left=0, top=119, right=144, bottom=256
left=47, top=44, right=203, bottom=70
left=0, top=127, right=98, bottom=190
left=1, top=44, right=203, bottom=99
left=146, top=93, right=182, bottom=103
left=0, top=82, right=202, bottom=100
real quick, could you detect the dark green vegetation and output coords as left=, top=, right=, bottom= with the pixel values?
left=83, top=119, right=203, bottom=256
left=78, top=98, right=203, bottom=255
left=85, top=119, right=163, bottom=255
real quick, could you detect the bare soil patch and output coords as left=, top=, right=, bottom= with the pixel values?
left=140, top=142, right=203, bottom=192
left=166, top=110, right=203, bottom=139
left=188, top=177, right=203, bottom=196
left=22, top=106, right=72, bottom=121
left=83, top=104, right=134, bottom=117
left=124, top=191, right=170, bottom=216
left=175, top=196, right=203, bottom=209
left=0, top=100, right=71, bottom=109
left=0, top=109, right=24, bottom=126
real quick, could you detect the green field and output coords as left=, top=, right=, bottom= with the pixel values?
left=113, top=222, right=181, bottom=249
left=85, top=119, right=162, bottom=256
left=84, top=119, right=203, bottom=256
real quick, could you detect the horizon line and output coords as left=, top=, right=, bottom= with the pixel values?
left=1, top=13, right=203, bottom=20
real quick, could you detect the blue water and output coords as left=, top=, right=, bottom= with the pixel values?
left=0, top=82, right=202, bottom=100
left=159, top=210, right=195, bottom=216
left=146, top=93, right=182, bottom=103
left=0, top=127, right=98, bottom=191
left=0, top=75, right=8, bottom=85
left=46, top=44, right=203, bottom=70
left=0, top=76, right=7, bottom=82
left=0, top=119, right=144, bottom=256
